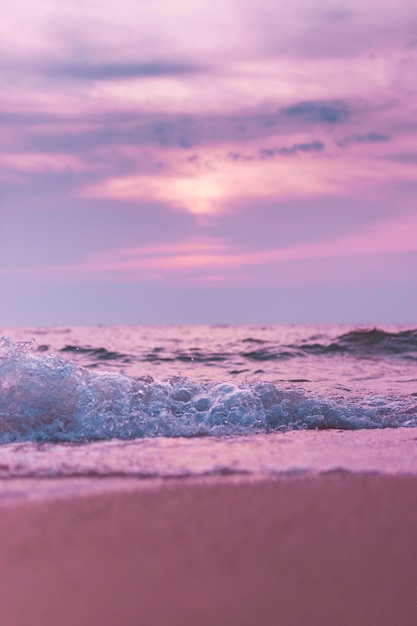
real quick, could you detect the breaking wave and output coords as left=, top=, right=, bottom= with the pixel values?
left=1, top=336, right=416, bottom=443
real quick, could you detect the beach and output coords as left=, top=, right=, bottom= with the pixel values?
left=2, top=0, right=417, bottom=616
left=1, top=428, right=416, bottom=626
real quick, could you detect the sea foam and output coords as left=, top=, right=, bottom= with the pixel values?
left=1, top=336, right=416, bottom=443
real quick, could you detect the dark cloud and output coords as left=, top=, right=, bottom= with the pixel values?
left=10, top=99, right=351, bottom=158
left=251, top=4, right=417, bottom=60
left=187, top=154, right=201, bottom=164
left=0, top=108, right=157, bottom=128
left=337, top=132, right=391, bottom=148
left=260, top=141, right=325, bottom=157
left=23, top=117, right=198, bottom=153
left=0, top=111, right=63, bottom=126
left=281, top=101, right=350, bottom=124
left=226, top=151, right=254, bottom=162
left=45, top=61, right=207, bottom=81
left=227, top=141, right=325, bottom=162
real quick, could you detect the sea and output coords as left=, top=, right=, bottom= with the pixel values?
left=1, top=324, right=416, bottom=484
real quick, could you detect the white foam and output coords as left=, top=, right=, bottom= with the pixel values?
left=1, top=337, right=416, bottom=443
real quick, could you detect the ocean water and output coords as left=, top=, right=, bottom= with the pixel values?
left=0, top=325, right=416, bottom=482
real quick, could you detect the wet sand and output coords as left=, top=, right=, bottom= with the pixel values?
left=0, top=431, right=417, bottom=626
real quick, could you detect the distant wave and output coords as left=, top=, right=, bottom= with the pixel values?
left=34, top=327, right=417, bottom=366
left=60, top=345, right=132, bottom=364
left=310, top=328, right=417, bottom=357
left=1, top=336, right=416, bottom=443
left=243, top=328, right=417, bottom=360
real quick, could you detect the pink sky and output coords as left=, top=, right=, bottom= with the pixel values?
left=1, top=0, right=416, bottom=324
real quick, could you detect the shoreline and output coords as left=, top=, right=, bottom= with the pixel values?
left=1, top=429, right=416, bottom=625
left=1, top=427, right=417, bottom=492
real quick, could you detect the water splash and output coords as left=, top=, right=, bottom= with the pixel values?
left=1, top=336, right=416, bottom=443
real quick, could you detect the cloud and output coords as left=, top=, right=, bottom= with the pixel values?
left=244, top=1, right=417, bottom=60
left=227, top=141, right=325, bottom=162
left=5, top=212, right=415, bottom=287
left=0, top=111, right=63, bottom=126
left=204, top=196, right=409, bottom=251
left=337, top=132, right=391, bottom=148
left=11, top=99, right=351, bottom=157
left=281, top=100, right=350, bottom=124
left=260, top=141, right=325, bottom=157
left=0, top=174, right=198, bottom=268
left=44, top=61, right=207, bottom=81
left=91, top=212, right=417, bottom=277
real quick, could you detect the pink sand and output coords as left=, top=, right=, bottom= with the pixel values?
left=0, top=429, right=416, bottom=626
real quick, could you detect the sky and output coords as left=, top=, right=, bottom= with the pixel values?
left=1, top=0, right=417, bottom=325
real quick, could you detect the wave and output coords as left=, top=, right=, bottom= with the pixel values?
left=304, top=328, right=417, bottom=357
left=1, top=337, right=416, bottom=443
left=44, top=327, right=417, bottom=367
left=242, top=328, right=417, bottom=360
left=59, top=345, right=133, bottom=365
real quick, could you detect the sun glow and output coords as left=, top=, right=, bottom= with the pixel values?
left=81, top=148, right=342, bottom=215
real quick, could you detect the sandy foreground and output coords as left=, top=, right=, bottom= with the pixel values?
left=0, top=429, right=416, bottom=626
